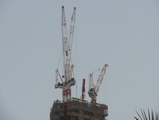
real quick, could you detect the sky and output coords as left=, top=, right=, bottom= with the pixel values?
left=0, top=0, right=159, bottom=120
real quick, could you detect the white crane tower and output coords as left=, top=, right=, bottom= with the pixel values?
left=88, top=64, right=108, bottom=103
left=55, top=6, right=76, bottom=102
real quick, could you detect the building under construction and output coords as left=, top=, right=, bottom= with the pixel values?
left=50, top=98, right=108, bottom=120
left=50, top=6, right=108, bottom=120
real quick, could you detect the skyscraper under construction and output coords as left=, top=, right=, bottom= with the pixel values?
left=50, top=6, right=108, bottom=120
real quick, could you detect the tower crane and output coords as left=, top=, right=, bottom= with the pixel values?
left=55, top=6, right=76, bottom=102
left=88, top=64, right=108, bottom=103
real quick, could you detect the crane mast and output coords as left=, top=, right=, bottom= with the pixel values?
left=88, top=64, right=108, bottom=103
left=55, top=6, right=76, bottom=102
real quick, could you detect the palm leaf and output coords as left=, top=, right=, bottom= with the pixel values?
left=134, top=109, right=158, bottom=120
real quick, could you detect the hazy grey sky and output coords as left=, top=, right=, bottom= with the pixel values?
left=1, top=0, right=159, bottom=120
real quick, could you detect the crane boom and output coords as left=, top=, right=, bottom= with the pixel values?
left=61, top=6, right=76, bottom=82
left=69, top=7, right=76, bottom=51
left=61, top=6, right=70, bottom=82
left=94, top=64, right=108, bottom=93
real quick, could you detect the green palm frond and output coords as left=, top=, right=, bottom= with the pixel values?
left=134, top=109, right=158, bottom=120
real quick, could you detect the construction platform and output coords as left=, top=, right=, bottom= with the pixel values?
left=50, top=98, right=108, bottom=120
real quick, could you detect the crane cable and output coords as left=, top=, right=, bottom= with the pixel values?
left=56, top=50, right=63, bottom=70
